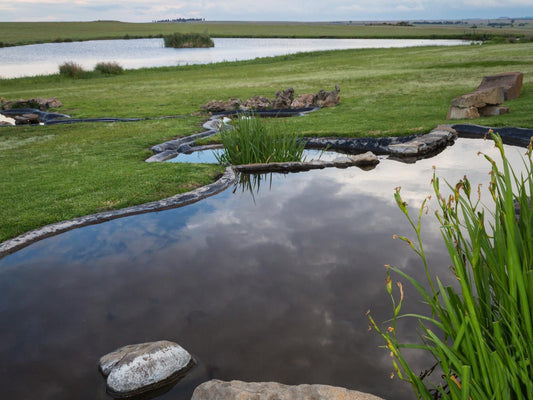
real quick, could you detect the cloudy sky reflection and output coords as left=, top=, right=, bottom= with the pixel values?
left=0, top=138, right=526, bottom=400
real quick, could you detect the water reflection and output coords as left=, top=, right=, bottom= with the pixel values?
left=0, top=139, right=526, bottom=400
left=0, top=38, right=474, bottom=79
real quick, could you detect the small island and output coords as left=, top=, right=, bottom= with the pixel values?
left=164, top=32, right=214, bottom=48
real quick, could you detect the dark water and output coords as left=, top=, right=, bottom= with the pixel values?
left=0, top=139, right=526, bottom=400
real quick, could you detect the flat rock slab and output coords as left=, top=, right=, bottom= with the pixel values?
left=100, top=340, right=194, bottom=398
left=191, top=380, right=385, bottom=400
left=450, top=87, right=504, bottom=108
left=477, top=71, right=524, bottom=100
left=233, top=151, right=379, bottom=173
left=387, top=125, right=456, bottom=157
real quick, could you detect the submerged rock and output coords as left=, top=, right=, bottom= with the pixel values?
left=99, top=340, right=194, bottom=398
left=191, top=380, right=385, bottom=400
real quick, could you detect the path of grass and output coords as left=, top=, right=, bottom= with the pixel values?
left=1, top=20, right=532, bottom=46
left=1, top=42, right=532, bottom=242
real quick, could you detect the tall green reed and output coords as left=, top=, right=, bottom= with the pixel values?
left=215, top=114, right=306, bottom=165
left=369, top=132, right=533, bottom=399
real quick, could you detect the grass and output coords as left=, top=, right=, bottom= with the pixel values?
left=163, top=32, right=214, bottom=48
left=0, top=20, right=532, bottom=46
left=215, top=114, right=305, bottom=165
left=369, top=132, right=533, bottom=398
left=1, top=42, right=533, bottom=242
left=58, top=61, right=86, bottom=78
left=94, top=61, right=124, bottom=75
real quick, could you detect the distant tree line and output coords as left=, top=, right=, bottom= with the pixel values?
left=153, top=18, right=205, bottom=23
left=413, top=20, right=467, bottom=25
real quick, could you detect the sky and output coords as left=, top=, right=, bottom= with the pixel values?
left=0, top=0, right=532, bottom=23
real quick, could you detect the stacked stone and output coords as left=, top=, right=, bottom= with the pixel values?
left=200, top=85, right=340, bottom=112
left=447, top=72, right=523, bottom=120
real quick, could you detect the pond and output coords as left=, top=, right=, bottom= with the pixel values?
left=0, top=138, right=526, bottom=400
left=0, top=37, right=475, bottom=79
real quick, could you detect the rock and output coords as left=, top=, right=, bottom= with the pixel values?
left=191, top=380, right=385, bottom=400
left=99, top=340, right=194, bottom=398
left=223, top=98, right=243, bottom=111
left=450, top=87, right=505, bottom=108
left=271, top=87, right=295, bottom=109
left=22, top=113, right=40, bottom=124
left=478, top=105, right=510, bottom=117
left=477, top=71, right=523, bottom=101
left=244, top=95, right=271, bottom=110
left=291, top=93, right=317, bottom=108
left=446, top=106, right=480, bottom=120
left=388, top=125, right=456, bottom=157
left=316, top=85, right=340, bottom=107
left=0, top=97, right=62, bottom=111
left=0, top=113, right=16, bottom=126
left=201, top=100, right=226, bottom=113
left=37, top=97, right=63, bottom=110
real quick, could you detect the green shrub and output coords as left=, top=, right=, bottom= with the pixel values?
left=163, top=32, right=214, bottom=48
left=215, top=114, right=305, bottom=165
left=58, top=61, right=86, bottom=78
left=94, top=61, right=124, bottom=75
left=369, top=132, right=533, bottom=399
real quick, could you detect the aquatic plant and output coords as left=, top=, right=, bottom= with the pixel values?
left=94, top=61, right=124, bottom=75
left=369, top=132, right=533, bottom=399
left=163, top=32, right=214, bottom=48
left=215, top=114, right=306, bottom=165
left=58, top=61, right=86, bottom=78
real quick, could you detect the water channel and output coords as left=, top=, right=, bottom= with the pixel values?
left=0, top=37, right=475, bottom=79
left=0, top=138, right=527, bottom=400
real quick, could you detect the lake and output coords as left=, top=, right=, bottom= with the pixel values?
left=0, top=37, right=475, bottom=79
left=0, top=138, right=526, bottom=400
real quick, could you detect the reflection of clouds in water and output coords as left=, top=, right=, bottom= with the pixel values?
left=0, top=139, right=527, bottom=400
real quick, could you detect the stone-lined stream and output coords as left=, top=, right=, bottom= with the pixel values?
left=0, top=138, right=527, bottom=400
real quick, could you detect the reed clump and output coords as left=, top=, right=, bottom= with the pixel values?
left=215, top=114, right=305, bottom=165
left=58, top=61, right=86, bottom=78
left=163, top=32, right=214, bottom=48
left=369, top=132, right=533, bottom=399
left=94, top=61, right=124, bottom=75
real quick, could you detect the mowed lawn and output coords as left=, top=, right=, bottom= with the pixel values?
left=1, top=42, right=532, bottom=242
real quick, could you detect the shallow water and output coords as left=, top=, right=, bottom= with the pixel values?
left=0, top=139, right=526, bottom=400
left=167, top=148, right=344, bottom=164
left=0, top=37, right=474, bottom=79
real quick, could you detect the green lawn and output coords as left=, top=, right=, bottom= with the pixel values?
left=1, top=42, right=532, bottom=242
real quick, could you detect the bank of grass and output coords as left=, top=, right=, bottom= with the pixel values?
left=0, top=20, right=532, bottom=47
left=1, top=42, right=533, bottom=242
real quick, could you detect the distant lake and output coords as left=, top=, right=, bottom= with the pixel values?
left=0, top=37, right=474, bottom=79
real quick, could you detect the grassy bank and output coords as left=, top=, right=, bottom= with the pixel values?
left=1, top=20, right=533, bottom=46
left=1, top=42, right=532, bottom=242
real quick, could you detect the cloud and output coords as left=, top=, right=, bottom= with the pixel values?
left=1, top=0, right=532, bottom=22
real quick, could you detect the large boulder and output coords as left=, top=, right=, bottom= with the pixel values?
left=191, top=380, right=385, bottom=400
left=446, top=106, right=480, bottom=120
left=478, top=105, right=510, bottom=117
left=99, top=340, right=194, bottom=398
left=450, top=87, right=504, bottom=108
left=291, top=93, right=317, bottom=108
left=271, top=87, right=295, bottom=109
left=477, top=71, right=524, bottom=100
left=316, top=85, right=340, bottom=107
